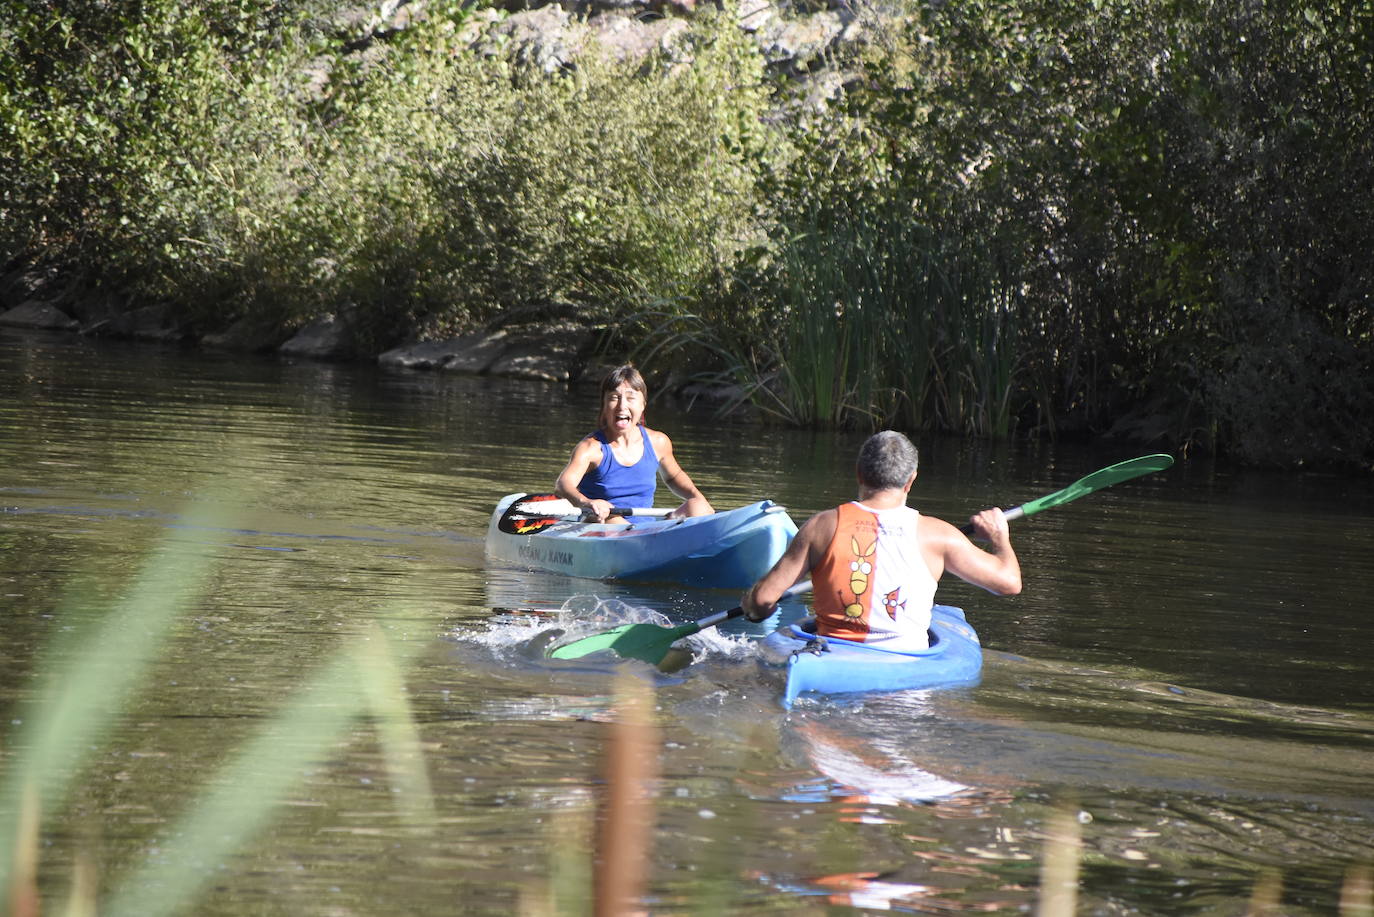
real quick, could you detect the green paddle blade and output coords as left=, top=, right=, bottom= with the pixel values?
left=1016, top=453, right=1173, bottom=520
left=548, top=620, right=701, bottom=665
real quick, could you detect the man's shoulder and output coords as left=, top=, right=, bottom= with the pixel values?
left=916, top=512, right=962, bottom=545
left=799, top=506, right=841, bottom=540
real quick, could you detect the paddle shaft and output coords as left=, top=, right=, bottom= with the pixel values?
left=960, top=505, right=1025, bottom=536
left=511, top=495, right=674, bottom=519
left=959, top=453, right=1171, bottom=535
left=685, top=580, right=813, bottom=636
left=498, top=493, right=675, bottom=535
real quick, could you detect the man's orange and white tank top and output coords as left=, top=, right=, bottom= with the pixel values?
left=812, top=501, right=937, bottom=651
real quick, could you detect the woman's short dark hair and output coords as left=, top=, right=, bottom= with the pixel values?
left=601, top=364, right=648, bottom=399
left=856, top=431, right=919, bottom=490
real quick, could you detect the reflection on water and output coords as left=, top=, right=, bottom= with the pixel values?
left=4, top=328, right=1374, bottom=915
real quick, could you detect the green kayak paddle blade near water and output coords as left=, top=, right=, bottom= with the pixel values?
left=1014, top=453, right=1173, bottom=520
left=547, top=620, right=701, bottom=665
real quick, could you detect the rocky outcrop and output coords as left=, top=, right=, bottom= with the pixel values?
left=1, top=0, right=862, bottom=388
left=0, top=301, right=79, bottom=331
left=84, top=305, right=193, bottom=343
left=459, top=0, right=864, bottom=83
left=280, top=314, right=357, bottom=361
left=379, top=311, right=599, bottom=382
left=202, top=317, right=294, bottom=353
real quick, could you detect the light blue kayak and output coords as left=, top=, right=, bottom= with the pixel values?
left=486, top=493, right=797, bottom=588
left=757, top=605, right=983, bottom=708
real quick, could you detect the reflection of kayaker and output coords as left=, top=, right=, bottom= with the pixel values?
left=743, top=430, right=1022, bottom=647
left=554, top=364, right=712, bottom=524
left=790, top=715, right=972, bottom=805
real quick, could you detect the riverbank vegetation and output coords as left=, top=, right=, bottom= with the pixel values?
left=2, top=0, right=1369, bottom=468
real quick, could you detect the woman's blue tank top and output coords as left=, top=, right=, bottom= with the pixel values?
left=577, top=426, right=659, bottom=509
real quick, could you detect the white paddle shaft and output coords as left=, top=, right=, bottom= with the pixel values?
left=512, top=497, right=674, bottom=519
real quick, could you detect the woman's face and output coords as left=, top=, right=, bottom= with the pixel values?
left=600, top=381, right=645, bottom=436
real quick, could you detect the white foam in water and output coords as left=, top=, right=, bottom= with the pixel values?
left=682, top=625, right=757, bottom=661
left=462, top=595, right=776, bottom=677
left=462, top=594, right=673, bottom=650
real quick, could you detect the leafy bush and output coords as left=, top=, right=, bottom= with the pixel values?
left=1, top=0, right=1368, bottom=467
left=422, top=9, right=783, bottom=335
left=745, top=0, right=1372, bottom=466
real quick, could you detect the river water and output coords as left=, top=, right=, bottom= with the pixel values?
left=2, top=328, right=1372, bottom=915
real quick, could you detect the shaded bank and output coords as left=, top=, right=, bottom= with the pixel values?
left=2, top=0, right=1370, bottom=469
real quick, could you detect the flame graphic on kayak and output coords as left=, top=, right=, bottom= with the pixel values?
left=513, top=517, right=558, bottom=535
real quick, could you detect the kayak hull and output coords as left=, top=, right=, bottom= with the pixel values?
left=758, top=604, right=982, bottom=707
left=486, top=494, right=797, bottom=588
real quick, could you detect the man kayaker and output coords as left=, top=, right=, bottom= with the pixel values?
left=742, top=431, right=1020, bottom=650
left=555, top=364, right=714, bottom=523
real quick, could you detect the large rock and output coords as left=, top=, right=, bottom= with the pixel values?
left=459, top=0, right=865, bottom=76
left=379, top=331, right=509, bottom=372
left=756, top=9, right=854, bottom=74
left=202, top=317, right=293, bottom=353
left=83, top=304, right=190, bottom=342
left=280, top=313, right=356, bottom=360
left=380, top=319, right=597, bottom=382
left=488, top=329, right=590, bottom=382
left=0, top=301, right=79, bottom=331
left=590, top=16, right=691, bottom=62
left=472, top=6, right=581, bottom=73
left=0, top=267, right=61, bottom=310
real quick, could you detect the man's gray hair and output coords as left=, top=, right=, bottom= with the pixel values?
left=856, top=431, right=919, bottom=489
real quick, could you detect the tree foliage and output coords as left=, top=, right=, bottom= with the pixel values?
left=753, top=0, right=1372, bottom=466
left=0, top=0, right=1369, bottom=467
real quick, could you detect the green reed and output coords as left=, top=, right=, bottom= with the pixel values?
left=768, top=207, right=1021, bottom=437
left=0, top=503, right=434, bottom=916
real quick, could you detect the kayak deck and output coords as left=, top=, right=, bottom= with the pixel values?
left=486, top=494, right=797, bottom=588
left=758, top=604, right=983, bottom=707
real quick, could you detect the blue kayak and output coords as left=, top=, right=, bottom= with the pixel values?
left=486, top=494, right=797, bottom=588
left=757, top=605, right=983, bottom=707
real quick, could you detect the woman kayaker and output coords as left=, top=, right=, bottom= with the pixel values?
left=555, top=364, right=714, bottom=523
left=742, top=430, right=1020, bottom=650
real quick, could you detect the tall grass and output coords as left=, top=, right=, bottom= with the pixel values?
left=762, top=206, right=1021, bottom=437
left=0, top=502, right=435, bottom=916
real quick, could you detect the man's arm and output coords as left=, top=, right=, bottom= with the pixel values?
left=742, top=509, right=836, bottom=621
left=937, top=508, right=1022, bottom=596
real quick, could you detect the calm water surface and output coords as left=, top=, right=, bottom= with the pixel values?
left=2, top=328, right=1372, bottom=915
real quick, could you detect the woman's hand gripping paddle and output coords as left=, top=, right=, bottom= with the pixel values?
left=547, top=581, right=814, bottom=665
left=497, top=493, right=673, bottom=535
left=547, top=453, right=1173, bottom=665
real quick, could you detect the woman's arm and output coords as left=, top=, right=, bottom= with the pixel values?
left=650, top=429, right=714, bottom=517
left=554, top=437, right=617, bottom=522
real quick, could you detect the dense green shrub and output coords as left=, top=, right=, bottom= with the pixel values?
left=1, top=0, right=1368, bottom=467
left=421, top=9, right=782, bottom=338
left=2, top=1, right=785, bottom=351
left=743, top=0, right=1372, bottom=466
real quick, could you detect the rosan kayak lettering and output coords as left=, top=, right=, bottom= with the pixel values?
left=516, top=543, right=574, bottom=568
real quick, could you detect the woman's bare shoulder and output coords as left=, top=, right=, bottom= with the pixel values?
left=643, top=426, right=674, bottom=451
